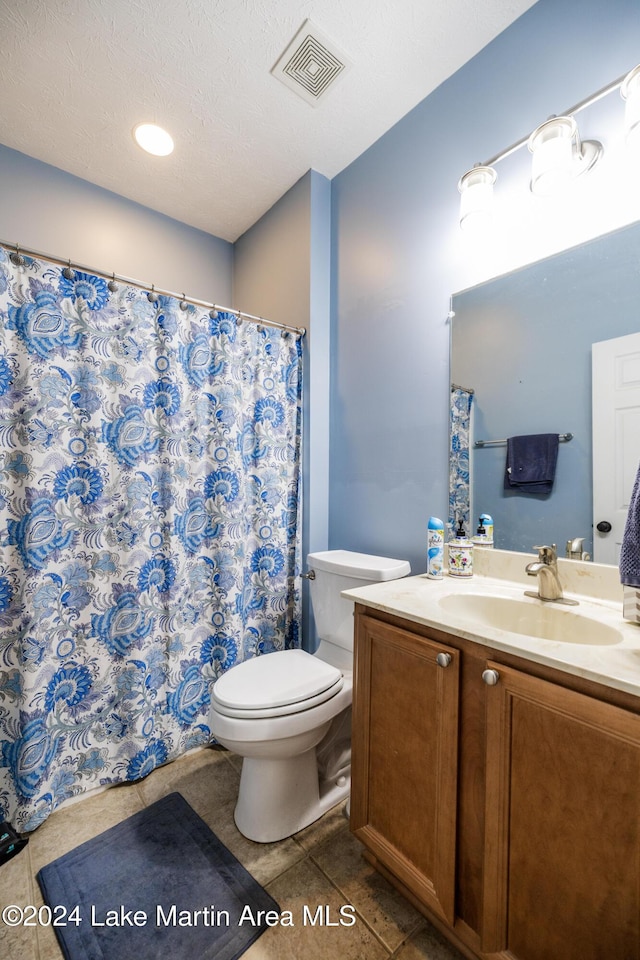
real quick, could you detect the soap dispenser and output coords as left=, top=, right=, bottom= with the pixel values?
left=448, top=520, right=473, bottom=577
left=472, top=516, right=493, bottom=548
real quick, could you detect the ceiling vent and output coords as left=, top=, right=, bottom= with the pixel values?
left=271, top=20, right=351, bottom=106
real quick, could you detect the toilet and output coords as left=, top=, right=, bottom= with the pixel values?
left=209, top=549, right=411, bottom=842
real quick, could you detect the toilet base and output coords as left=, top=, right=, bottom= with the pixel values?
left=234, top=748, right=351, bottom=843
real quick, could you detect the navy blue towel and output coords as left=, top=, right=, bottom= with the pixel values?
left=504, top=433, right=559, bottom=494
left=620, top=460, right=640, bottom=587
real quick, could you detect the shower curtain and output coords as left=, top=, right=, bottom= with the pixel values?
left=0, top=246, right=303, bottom=831
left=449, top=387, right=473, bottom=536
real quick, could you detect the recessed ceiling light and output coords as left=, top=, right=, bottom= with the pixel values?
left=133, top=122, right=174, bottom=157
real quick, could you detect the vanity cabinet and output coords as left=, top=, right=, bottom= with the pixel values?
left=482, top=661, right=640, bottom=960
left=350, top=615, right=460, bottom=924
left=351, top=606, right=640, bottom=960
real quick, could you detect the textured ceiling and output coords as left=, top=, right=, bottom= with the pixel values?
left=0, top=0, right=537, bottom=242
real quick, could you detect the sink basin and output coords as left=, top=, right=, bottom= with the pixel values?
left=438, top=593, right=623, bottom=645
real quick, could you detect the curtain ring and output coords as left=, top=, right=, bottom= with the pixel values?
left=62, top=259, right=74, bottom=280
left=108, top=272, right=119, bottom=293
left=209, top=308, right=219, bottom=320
left=9, top=243, right=25, bottom=267
left=179, top=294, right=189, bottom=311
left=147, top=284, right=158, bottom=303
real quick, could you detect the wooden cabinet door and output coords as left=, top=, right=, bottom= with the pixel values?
left=350, top=615, right=460, bottom=923
left=482, top=661, right=640, bottom=960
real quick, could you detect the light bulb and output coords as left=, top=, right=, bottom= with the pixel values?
left=133, top=123, right=174, bottom=157
left=458, top=165, right=497, bottom=231
left=621, top=64, right=640, bottom=149
left=528, top=117, right=576, bottom=196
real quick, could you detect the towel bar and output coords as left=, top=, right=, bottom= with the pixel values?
left=474, top=432, right=573, bottom=448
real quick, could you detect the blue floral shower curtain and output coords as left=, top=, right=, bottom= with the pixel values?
left=449, top=386, right=473, bottom=536
left=0, top=246, right=303, bottom=831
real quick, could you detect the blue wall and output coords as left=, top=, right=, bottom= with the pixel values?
left=0, top=144, right=233, bottom=304
left=330, top=0, right=640, bottom=574
left=234, top=170, right=332, bottom=648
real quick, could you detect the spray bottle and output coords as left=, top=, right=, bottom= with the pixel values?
left=427, top=516, right=444, bottom=579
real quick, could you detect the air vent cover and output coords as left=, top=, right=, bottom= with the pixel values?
left=272, top=20, right=351, bottom=106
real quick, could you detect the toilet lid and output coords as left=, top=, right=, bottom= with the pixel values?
left=212, top=649, right=343, bottom=717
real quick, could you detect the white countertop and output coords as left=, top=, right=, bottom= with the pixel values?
left=342, top=549, right=640, bottom=699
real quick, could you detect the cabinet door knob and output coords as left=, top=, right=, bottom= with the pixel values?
left=436, top=652, right=452, bottom=668
left=482, top=668, right=500, bottom=686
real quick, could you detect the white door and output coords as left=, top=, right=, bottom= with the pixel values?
left=592, top=332, right=640, bottom=564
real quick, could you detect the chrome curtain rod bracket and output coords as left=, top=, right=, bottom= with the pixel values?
left=9, top=242, right=25, bottom=267
left=475, top=432, right=573, bottom=448
left=0, top=239, right=306, bottom=337
left=451, top=382, right=475, bottom=395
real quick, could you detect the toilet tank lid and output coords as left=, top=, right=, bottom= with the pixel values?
left=307, top=549, right=411, bottom=581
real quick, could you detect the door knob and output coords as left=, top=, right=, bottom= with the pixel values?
left=482, top=669, right=500, bottom=686
left=596, top=521, right=612, bottom=533
left=436, top=652, right=452, bottom=668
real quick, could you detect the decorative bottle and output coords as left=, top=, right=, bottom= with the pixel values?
left=449, top=520, right=474, bottom=577
left=480, top=513, right=494, bottom=546
left=427, top=517, right=444, bottom=580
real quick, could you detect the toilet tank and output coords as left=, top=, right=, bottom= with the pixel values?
left=307, top=550, right=411, bottom=654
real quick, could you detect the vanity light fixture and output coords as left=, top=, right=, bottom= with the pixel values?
left=133, top=122, right=174, bottom=157
left=458, top=62, right=640, bottom=229
left=528, top=115, right=602, bottom=196
left=458, top=165, right=497, bottom=231
left=621, top=64, right=640, bottom=147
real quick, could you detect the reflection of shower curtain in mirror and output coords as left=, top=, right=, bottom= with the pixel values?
left=449, top=387, right=473, bottom=535
left=0, top=246, right=303, bottom=831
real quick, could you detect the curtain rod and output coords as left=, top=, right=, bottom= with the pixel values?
left=1, top=239, right=306, bottom=337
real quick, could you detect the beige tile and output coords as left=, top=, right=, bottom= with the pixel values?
left=35, top=934, right=65, bottom=960
left=395, top=922, right=469, bottom=960
left=243, top=856, right=389, bottom=959
left=0, top=848, right=39, bottom=960
left=139, top=746, right=306, bottom=888
left=33, top=913, right=65, bottom=960
left=135, top=744, right=239, bottom=822
left=27, top=784, right=145, bottom=959
left=27, top=783, right=145, bottom=876
left=311, top=828, right=424, bottom=952
left=222, top=748, right=243, bottom=774
left=208, top=795, right=307, bottom=887
left=294, top=799, right=350, bottom=852
left=3, top=747, right=459, bottom=960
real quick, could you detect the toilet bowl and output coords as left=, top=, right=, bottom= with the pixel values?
left=210, top=549, right=410, bottom=842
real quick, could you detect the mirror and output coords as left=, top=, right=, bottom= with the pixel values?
left=450, top=219, right=640, bottom=562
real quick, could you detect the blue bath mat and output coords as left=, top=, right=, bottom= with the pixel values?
left=37, top=792, right=279, bottom=960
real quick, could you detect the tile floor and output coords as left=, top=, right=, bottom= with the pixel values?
left=0, top=745, right=467, bottom=960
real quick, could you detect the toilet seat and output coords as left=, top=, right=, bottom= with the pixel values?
left=212, top=649, right=344, bottom=719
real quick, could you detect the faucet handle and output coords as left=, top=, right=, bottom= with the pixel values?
left=532, top=544, right=557, bottom=563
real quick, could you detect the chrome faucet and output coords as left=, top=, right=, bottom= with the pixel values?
left=525, top=545, right=578, bottom=605
left=565, top=537, right=591, bottom=561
